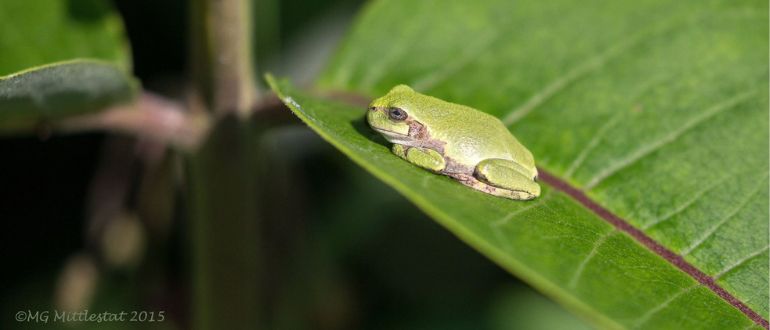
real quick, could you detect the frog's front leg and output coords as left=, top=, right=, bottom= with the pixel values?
left=474, top=158, right=540, bottom=200
left=392, top=144, right=446, bottom=172
left=392, top=144, right=408, bottom=158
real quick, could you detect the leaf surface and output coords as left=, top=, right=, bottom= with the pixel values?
left=0, top=0, right=130, bottom=75
left=268, top=0, right=769, bottom=328
left=0, top=60, right=137, bottom=132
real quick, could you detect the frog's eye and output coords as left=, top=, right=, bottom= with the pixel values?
left=388, top=108, right=408, bottom=121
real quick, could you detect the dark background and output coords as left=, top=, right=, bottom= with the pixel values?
left=0, top=1, right=585, bottom=329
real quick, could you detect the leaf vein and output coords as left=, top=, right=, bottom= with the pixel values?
left=714, top=245, right=770, bottom=280
left=492, top=191, right=552, bottom=227
left=584, top=90, right=757, bottom=189
left=568, top=230, right=615, bottom=288
left=564, top=111, right=624, bottom=177
left=501, top=29, right=653, bottom=125
left=681, top=173, right=768, bottom=256
left=642, top=172, right=734, bottom=230
left=633, top=284, right=698, bottom=328
left=411, top=30, right=498, bottom=91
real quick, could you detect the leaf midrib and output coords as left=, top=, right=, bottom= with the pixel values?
left=538, top=169, right=769, bottom=329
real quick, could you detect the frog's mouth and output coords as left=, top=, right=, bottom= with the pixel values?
left=372, top=127, right=416, bottom=145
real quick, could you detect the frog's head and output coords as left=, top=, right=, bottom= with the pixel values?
left=367, top=85, right=426, bottom=144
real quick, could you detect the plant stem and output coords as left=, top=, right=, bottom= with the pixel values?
left=188, top=0, right=261, bottom=329
left=188, top=119, right=260, bottom=329
left=191, top=0, right=258, bottom=117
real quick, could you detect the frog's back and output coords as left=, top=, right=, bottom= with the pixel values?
left=419, top=99, right=533, bottom=168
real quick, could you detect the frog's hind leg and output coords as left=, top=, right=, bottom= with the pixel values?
left=472, top=159, right=540, bottom=200
left=448, top=173, right=532, bottom=200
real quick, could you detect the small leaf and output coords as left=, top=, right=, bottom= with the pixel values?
left=0, top=0, right=137, bottom=135
left=0, top=60, right=137, bottom=133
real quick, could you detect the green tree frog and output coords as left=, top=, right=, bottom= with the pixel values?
left=367, top=85, right=540, bottom=200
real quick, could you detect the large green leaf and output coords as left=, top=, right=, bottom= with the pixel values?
left=267, top=0, right=769, bottom=328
